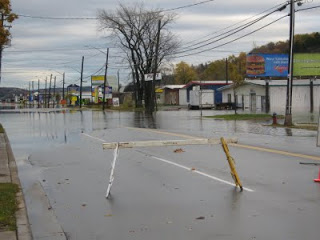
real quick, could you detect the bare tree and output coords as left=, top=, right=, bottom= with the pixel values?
left=98, top=3, right=179, bottom=108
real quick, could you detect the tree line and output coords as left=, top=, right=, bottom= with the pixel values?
left=166, top=32, right=320, bottom=85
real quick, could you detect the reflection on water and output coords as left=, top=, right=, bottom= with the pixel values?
left=0, top=109, right=317, bottom=152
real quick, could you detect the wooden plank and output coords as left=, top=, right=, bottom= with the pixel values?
left=103, top=138, right=238, bottom=149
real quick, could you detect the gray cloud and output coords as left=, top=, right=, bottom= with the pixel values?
left=1, top=0, right=319, bottom=88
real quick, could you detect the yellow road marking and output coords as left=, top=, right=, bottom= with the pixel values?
left=126, top=127, right=320, bottom=161
left=230, top=143, right=320, bottom=161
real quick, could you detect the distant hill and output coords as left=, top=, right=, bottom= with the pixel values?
left=250, top=32, right=320, bottom=54
left=0, top=87, right=27, bottom=101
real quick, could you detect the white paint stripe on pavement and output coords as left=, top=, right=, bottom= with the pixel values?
left=82, top=133, right=254, bottom=192
left=149, top=155, right=254, bottom=192
left=82, top=133, right=105, bottom=142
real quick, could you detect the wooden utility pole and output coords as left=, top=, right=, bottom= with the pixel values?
left=151, top=19, right=161, bottom=112
left=117, top=69, right=120, bottom=92
left=28, top=82, right=31, bottom=108
left=265, top=80, right=270, bottom=113
left=48, top=74, right=52, bottom=108
left=310, top=78, right=314, bottom=113
left=32, top=81, right=34, bottom=107
left=79, top=56, right=84, bottom=108
left=38, top=79, right=40, bottom=108
left=284, top=0, right=295, bottom=126
left=225, top=58, right=228, bottom=84
left=53, top=76, right=56, bottom=107
left=102, top=48, right=109, bottom=111
left=44, top=77, right=47, bottom=108
left=62, top=72, right=65, bottom=100
left=80, top=56, right=84, bottom=108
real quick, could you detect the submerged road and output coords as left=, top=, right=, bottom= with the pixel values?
left=1, top=109, right=320, bottom=240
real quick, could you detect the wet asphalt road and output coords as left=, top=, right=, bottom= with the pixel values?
left=1, top=109, right=320, bottom=240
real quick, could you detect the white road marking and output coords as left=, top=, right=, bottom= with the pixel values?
left=148, top=155, right=254, bottom=192
left=82, top=133, right=105, bottom=142
left=82, top=133, right=254, bottom=192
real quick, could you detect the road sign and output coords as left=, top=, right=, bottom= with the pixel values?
left=144, top=73, right=162, bottom=81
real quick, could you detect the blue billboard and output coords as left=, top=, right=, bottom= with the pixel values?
left=246, top=54, right=288, bottom=77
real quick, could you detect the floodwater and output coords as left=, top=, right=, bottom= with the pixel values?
left=1, top=108, right=320, bottom=240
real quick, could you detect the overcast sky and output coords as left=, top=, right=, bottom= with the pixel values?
left=1, top=0, right=319, bottom=88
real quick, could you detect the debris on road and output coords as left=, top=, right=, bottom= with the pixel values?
left=174, top=148, right=185, bottom=153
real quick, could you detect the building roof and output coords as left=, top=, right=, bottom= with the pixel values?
left=217, top=79, right=320, bottom=91
left=183, top=80, right=233, bottom=89
left=162, top=85, right=185, bottom=90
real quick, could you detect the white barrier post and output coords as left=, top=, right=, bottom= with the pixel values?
left=106, top=143, right=119, bottom=198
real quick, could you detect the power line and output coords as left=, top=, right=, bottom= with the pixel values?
left=182, top=1, right=288, bottom=46
left=172, top=14, right=288, bottom=59
left=164, top=0, right=215, bottom=12
left=296, top=4, right=320, bottom=11
left=16, top=0, right=216, bottom=20
left=176, top=3, right=289, bottom=54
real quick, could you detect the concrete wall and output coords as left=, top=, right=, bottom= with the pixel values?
left=221, top=83, right=320, bottom=114
left=270, top=85, right=320, bottom=114
left=221, top=84, right=265, bottom=111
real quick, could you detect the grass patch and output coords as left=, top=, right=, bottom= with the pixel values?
left=206, top=114, right=273, bottom=120
left=108, top=106, right=145, bottom=111
left=270, top=123, right=318, bottom=131
left=0, top=183, right=19, bottom=231
left=0, top=124, right=4, bottom=133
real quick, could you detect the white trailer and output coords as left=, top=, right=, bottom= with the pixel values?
left=189, top=89, right=215, bottom=109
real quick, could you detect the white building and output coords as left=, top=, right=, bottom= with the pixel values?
left=218, top=79, right=320, bottom=114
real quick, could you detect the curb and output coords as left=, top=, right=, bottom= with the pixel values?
left=3, top=131, right=33, bottom=240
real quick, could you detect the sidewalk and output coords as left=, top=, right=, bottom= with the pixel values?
left=0, top=126, right=33, bottom=240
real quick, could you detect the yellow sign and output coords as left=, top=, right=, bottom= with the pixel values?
left=92, top=75, right=105, bottom=86
left=71, top=96, right=77, bottom=105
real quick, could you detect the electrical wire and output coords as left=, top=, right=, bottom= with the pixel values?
left=182, top=1, right=288, bottom=46
left=172, top=14, right=288, bottom=58
left=296, top=4, right=320, bottom=11
left=176, top=3, right=289, bottom=54
left=16, top=0, right=216, bottom=20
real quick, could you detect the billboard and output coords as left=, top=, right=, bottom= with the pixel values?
left=247, top=53, right=320, bottom=77
left=67, top=85, right=79, bottom=94
left=91, top=75, right=105, bottom=86
left=91, top=75, right=118, bottom=91
left=246, top=54, right=288, bottom=77
left=293, top=53, right=320, bottom=76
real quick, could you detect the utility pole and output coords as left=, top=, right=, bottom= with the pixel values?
left=310, top=78, right=314, bottom=113
left=102, top=48, right=109, bottom=111
left=284, top=0, right=300, bottom=126
left=53, top=76, right=56, bottom=107
left=38, top=79, right=40, bottom=108
left=225, top=58, right=229, bottom=84
left=265, top=79, right=270, bottom=113
left=32, top=81, right=34, bottom=108
left=44, top=77, right=47, bottom=108
left=117, top=69, right=120, bottom=92
left=80, top=56, right=84, bottom=108
left=152, top=19, right=161, bottom=112
left=62, top=72, right=65, bottom=100
left=28, top=82, right=31, bottom=108
left=48, top=74, right=52, bottom=108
